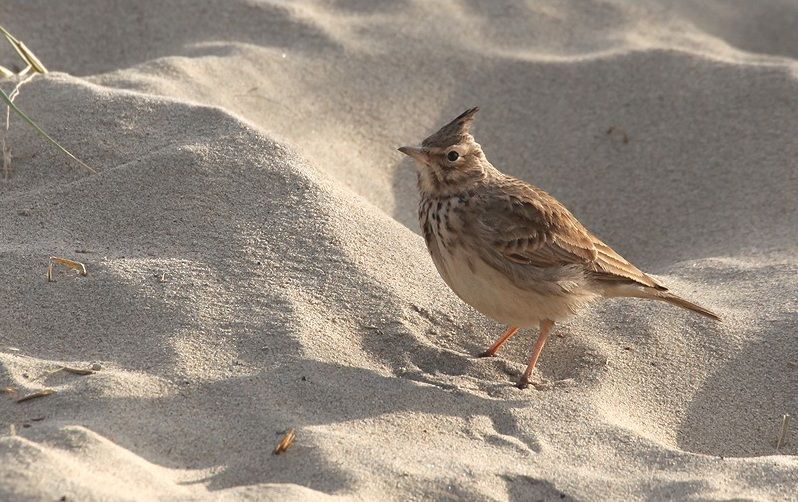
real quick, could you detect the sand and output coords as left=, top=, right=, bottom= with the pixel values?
left=0, top=1, right=796, bottom=500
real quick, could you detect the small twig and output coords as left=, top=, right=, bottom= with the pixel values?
left=16, top=388, right=55, bottom=403
left=776, top=414, right=791, bottom=451
left=1, top=386, right=16, bottom=394
left=273, top=428, right=296, bottom=455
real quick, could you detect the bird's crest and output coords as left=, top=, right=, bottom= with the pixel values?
left=422, top=107, right=479, bottom=148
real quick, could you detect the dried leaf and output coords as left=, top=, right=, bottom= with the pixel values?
left=49, top=256, right=88, bottom=276
left=273, top=428, right=296, bottom=454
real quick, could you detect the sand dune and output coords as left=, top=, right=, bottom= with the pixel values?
left=0, top=1, right=796, bottom=500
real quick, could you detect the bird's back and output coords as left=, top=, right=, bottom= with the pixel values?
left=474, top=174, right=665, bottom=291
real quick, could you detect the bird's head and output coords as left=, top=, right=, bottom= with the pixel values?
left=398, top=107, right=491, bottom=197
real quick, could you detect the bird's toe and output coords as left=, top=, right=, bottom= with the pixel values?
left=516, top=375, right=553, bottom=390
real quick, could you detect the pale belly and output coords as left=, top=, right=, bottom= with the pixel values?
left=428, top=242, right=593, bottom=327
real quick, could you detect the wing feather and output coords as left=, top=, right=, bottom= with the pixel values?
left=477, top=178, right=664, bottom=289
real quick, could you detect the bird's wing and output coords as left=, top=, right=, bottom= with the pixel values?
left=476, top=178, right=664, bottom=289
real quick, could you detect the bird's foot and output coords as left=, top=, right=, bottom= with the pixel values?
left=516, top=374, right=532, bottom=389
left=516, top=375, right=552, bottom=390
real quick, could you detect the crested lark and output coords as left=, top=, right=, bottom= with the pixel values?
left=399, top=107, right=720, bottom=389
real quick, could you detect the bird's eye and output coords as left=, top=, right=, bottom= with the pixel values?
left=447, top=151, right=460, bottom=162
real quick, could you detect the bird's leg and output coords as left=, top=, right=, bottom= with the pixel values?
left=517, top=320, right=554, bottom=389
left=478, top=326, right=519, bottom=357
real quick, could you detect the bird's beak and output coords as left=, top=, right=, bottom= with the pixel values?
left=398, top=146, right=430, bottom=165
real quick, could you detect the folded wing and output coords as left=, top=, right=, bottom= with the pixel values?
left=477, top=178, right=665, bottom=290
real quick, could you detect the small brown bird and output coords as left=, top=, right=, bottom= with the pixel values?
left=399, top=107, right=720, bottom=389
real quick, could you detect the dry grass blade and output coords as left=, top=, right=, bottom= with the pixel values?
left=16, top=388, right=55, bottom=403
left=776, top=414, right=791, bottom=451
left=0, top=88, right=96, bottom=173
left=30, top=364, right=94, bottom=382
left=273, top=428, right=296, bottom=454
left=62, top=366, right=95, bottom=375
left=14, top=41, right=47, bottom=74
left=0, top=26, right=47, bottom=74
left=1, top=25, right=95, bottom=174
left=49, top=256, right=88, bottom=277
left=3, top=73, right=34, bottom=180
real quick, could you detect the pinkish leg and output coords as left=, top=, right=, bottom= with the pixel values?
left=478, top=326, right=519, bottom=357
left=517, top=320, right=554, bottom=389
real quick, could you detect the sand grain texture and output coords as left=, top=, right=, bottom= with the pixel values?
left=0, top=1, right=796, bottom=500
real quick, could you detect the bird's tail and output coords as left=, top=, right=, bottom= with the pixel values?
left=650, top=291, right=721, bottom=321
left=602, top=284, right=721, bottom=321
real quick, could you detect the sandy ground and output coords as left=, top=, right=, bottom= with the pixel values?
left=0, top=1, right=796, bottom=500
